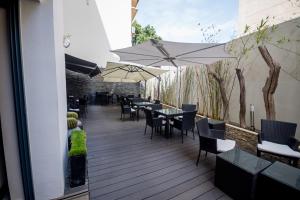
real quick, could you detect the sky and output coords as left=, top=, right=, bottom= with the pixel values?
left=136, top=0, right=238, bottom=43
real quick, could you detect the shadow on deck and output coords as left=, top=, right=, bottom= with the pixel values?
left=84, top=105, right=231, bottom=200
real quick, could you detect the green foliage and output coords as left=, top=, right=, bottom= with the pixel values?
left=132, top=21, right=162, bottom=45
left=243, top=24, right=250, bottom=34
left=255, top=17, right=271, bottom=44
left=182, top=67, right=194, bottom=104
left=198, top=24, right=222, bottom=43
left=67, top=117, right=78, bottom=129
left=160, top=70, right=176, bottom=106
left=277, top=36, right=291, bottom=44
left=68, top=130, right=87, bottom=157
left=67, top=112, right=78, bottom=119
left=207, top=61, right=232, bottom=120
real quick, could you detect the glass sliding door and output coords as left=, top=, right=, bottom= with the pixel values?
left=0, top=120, right=9, bottom=199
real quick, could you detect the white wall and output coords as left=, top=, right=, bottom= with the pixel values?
left=19, top=0, right=67, bottom=199
left=63, top=0, right=131, bottom=68
left=0, top=9, right=25, bottom=200
left=64, top=0, right=113, bottom=68
left=229, top=17, right=300, bottom=139
left=95, top=0, right=132, bottom=50
left=238, top=0, right=300, bottom=35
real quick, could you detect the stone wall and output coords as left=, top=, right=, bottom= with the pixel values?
left=226, top=126, right=257, bottom=154
left=66, top=70, right=142, bottom=97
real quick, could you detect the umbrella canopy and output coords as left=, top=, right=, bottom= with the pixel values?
left=111, top=39, right=234, bottom=67
left=102, top=77, right=137, bottom=83
left=112, top=39, right=234, bottom=106
left=101, top=62, right=168, bottom=82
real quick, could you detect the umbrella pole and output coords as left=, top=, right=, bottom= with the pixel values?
left=139, top=81, right=141, bottom=96
left=179, top=66, right=182, bottom=107
left=176, top=67, right=179, bottom=108
left=144, top=80, right=147, bottom=99
left=157, top=76, right=161, bottom=100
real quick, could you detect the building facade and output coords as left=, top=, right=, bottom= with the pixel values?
left=237, top=0, right=300, bottom=35
left=0, top=0, right=134, bottom=199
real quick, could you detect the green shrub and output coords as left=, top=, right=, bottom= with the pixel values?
left=67, top=117, right=78, bottom=129
left=67, top=112, right=78, bottom=119
left=68, top=130, right=87, bottom=157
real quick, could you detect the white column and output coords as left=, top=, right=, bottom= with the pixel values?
left=20, top=0, right=67, bottom=199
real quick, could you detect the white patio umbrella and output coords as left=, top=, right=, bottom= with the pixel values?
left=112, top=39, right=234, bottom=107
left=102, top=77, right=137, bottom=83
left=101, top=62, right=168, bottom=97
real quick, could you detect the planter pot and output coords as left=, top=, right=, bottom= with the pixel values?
left=70, top=155, right=86, bottom=187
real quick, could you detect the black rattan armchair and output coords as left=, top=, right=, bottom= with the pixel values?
left=196, top=118, right=236, bottom=166
left=170, top=111, right=197, bottom=143
left=144, top=109, right=165, bottom=139
left=120, top=102, right=136, bottom=120
left=154, top=100, right=161, bottom=104
left=257, top=119, right=299, bottom=166
left=182, top=104, right=197, bottom=111
left=175, top=104, right=197, bottom=121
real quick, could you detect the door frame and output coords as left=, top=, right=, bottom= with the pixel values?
left=0, top=119, right=9, bottom=200
left=0, top=0, right=34, bottom=199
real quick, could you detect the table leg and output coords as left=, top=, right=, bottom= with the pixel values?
left=137, top=107, right=140, bottom=121
left=165, top=117, right=169, bottom=138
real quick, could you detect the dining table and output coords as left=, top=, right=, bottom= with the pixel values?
left=132, top=101, right=155, bottom=121
left=154, top=108, right=185, bottom=138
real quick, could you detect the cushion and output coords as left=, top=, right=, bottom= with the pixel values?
left=174, top=116, right=183, bottom=120
left=258, top=141, right=300, bottom=158
left=130, top=108, right=136, bottom=112
left=69, top=108, right=79, bottom=112
left=217, top=139, right=236, bottom=152
left=145, top=106, right=152, bottom=110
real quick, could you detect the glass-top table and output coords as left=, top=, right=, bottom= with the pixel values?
left=132, top=102, right=154, bottom=120
left=154, top=108, right=184, bottom=117
left=215, top=148, right=272, bottom=200
left=261, top=161, right=300, bottom=191
left=133, top=102, right=154, bottom=106
left=154, top=108, right=185, bottom=137
left=217, top=148, right=272, bottom=174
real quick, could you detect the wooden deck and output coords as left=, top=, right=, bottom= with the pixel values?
left=84, top=105, right=231, bottom=200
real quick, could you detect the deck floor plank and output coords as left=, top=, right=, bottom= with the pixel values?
left=85, top=105, right=230, bottom=200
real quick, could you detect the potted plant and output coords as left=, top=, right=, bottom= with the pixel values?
left=68, top=129, right=87, bottom=187
left=67, top=117, right=78, bottom=129
left=67, top=111, right=78, bottom=119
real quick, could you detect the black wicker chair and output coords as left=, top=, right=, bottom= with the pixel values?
left=154, top=100, right=161, bottom=104
left=170, top=111, right=197, bottom=143
left=68, top=97, right=80, bottom=114
left=144, top=109, right=165, bottom=139
left=120, top=102, right=136, bottom=120
left=79, top=97, right=88, bottom=118
left=175, top=104, right=197, bottom=120
left=196, top=118, right=236, bottom=166
left=257, top=119, right=299, bottom=166
left=150, top=104, right=164, bottom=118
left=182, top=104, right=197, bottom=111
